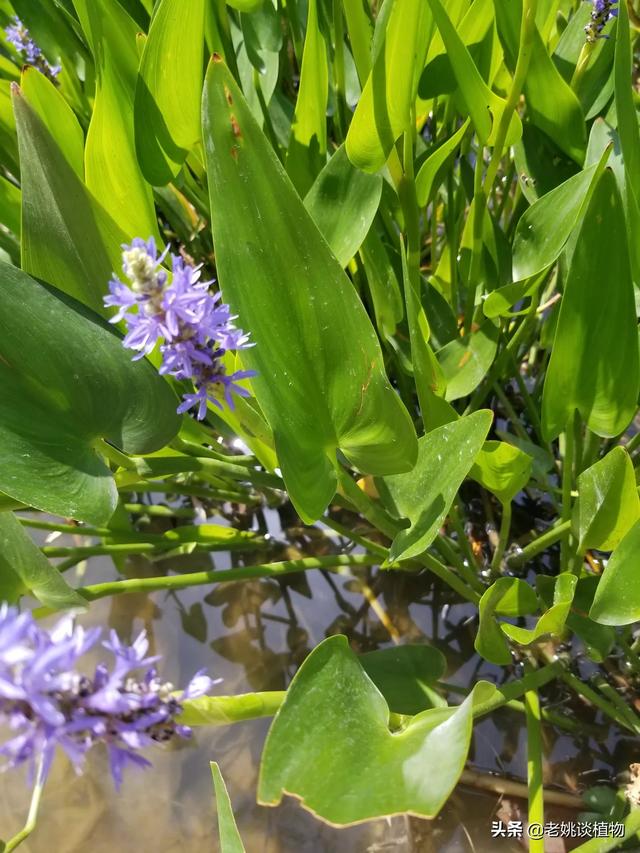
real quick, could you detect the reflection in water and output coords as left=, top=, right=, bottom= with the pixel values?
left=1, top=505, right=636, bottom=852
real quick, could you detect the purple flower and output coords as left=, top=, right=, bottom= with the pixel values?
left=0, top=607, right=215, bottom=790
left=103, top=238, right=256, bottom=420
left=585, top=0, right=618, bottom=41
left=4, top=17, right=60, bottom=80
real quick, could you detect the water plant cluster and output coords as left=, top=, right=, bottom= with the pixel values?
left=0, top=0, right=639, bottom=849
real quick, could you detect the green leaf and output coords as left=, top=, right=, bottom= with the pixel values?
left=564, top=576, right=615, bottom=662
left=345, top=0, right=433, bottom=172
left=73, top=0, right=158, bottom=238
left=379, top=410, right=492, bottom=562
left=512, top=164, right=598, bottom=281
left=20, top=66, right=84, bottom=178
left=135, top=0, right=206, bottom=185
left=436, top=321, right=499, bottom=401
left=542, top=169, right=639, bottom=439
left=574, top=447, right=640, bottom=553
left=482, top=275, right=545, bottom=319
left=415, top=119, right=470, bottom=207
left=202, top=58, right=417, bottom=523
left=359, top=226, right=404, bottom=337
left=258, top=635, right=487, bottom=824
left=0, top=512, right=86, bottom=610
left=400, top=236, right=447, bottom=423
left=285, top=0, right=328, bottom=195
left=590, top=520, right=640, bottom=626
left=424, top=0, right=521, bottom=148
left=614, top=0, right=640, bottom=286
left=470, top=440, right=533, bottom=504
left=211, top=763, right=246, bottom=853
left=494, top=0, right=585, bottom=163
left=13, top=82, right=125, bottom=314
left=360, top=644, right=447, bottom=714
left=304, top=145, right=382, bottom=267
left=475, top=578, right=539, bottom=665
left=0, top=263, right=180, bottom=525
left=0, top=174, right=20, bottom=237
left=501, top=573, right=577, bottom=645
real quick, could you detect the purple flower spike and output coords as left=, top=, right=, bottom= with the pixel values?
left=585, top=0, right=618, bottom=41
left=4, top=17, right=60, bottom=81
left=103, top=238, right=256, bottom=420
left=0, top=608, right=214, bottom=789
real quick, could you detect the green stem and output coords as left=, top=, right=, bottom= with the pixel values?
left=117, top=456, right=283, bottom=490
left=483, top=0, right=538, bottom=196
left=561, top=412, right=576, bottom=573
left=507, top=520, right=572, bottom=569
left=491, top=502, right=512, bottom=573
left=4, top=752, right=46, bottom=852
left=93, top=438, right=136, bottom=471
left=524, top=680, right=545, bottom=853
left=561, top=670, right=639, bottom=735
left=571, top=41, right=596, bottom=92
left=336, top=471, right=481, bottom=604
left=75, top=554, right=379, bottom=603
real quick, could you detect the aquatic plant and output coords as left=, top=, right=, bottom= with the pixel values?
left=0, top=0, right=639, bottom=849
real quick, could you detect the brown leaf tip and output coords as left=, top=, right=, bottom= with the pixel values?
left=212, top=52, right=223, bottom=63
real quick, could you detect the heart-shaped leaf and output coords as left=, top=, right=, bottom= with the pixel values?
left=470, top=440, right=533, bottom=505
left=202, top=58, right=417, bottom=523
left=0, top=263, right=180, bottom=525
left=0, top=512, right=86, bottom=610
left=360, top=644, right=447, bottom=714
left=574, top=447, right=640, bottom=553
left=475, top=578, right=539, bottom=665
left=379, top=410, right=492, bottom=562
left=590, top=520, right=640, bottom=626
left=258, top=635, right=488, bottom=824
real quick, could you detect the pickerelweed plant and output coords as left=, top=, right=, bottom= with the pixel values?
left=1, top=0, right=640, bottom=849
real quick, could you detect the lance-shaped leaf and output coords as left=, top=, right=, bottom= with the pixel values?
left=574, top=447, right=640, bottom=553
left=590, top=520, right=640, bottom=626
left=73, top=0, right=158, bottom=238
left=135, top=0, right=206, bottom=185
left=0, top=512, right=86, bottom=610
left=285, top=0, right=328, bottom=195
left=378, top=411, right=492, bottom=562
left=12, top=83, right=125, bottom=314
left=258, top=635, right=490, bottom=824
left=211, top=763, right=246, bottom=853
left=415, top=119, right=470, bottom=207
left=542, top=169, right=639, bottom=439
left=345, top=0, right=434, bottom=172
left=202, top=58, right=417, bottom=523
left=425, top=0, right=521, bottom=149
left=512, top=163, right=599, bottom=281
left=0, top=263, right=180, bottom=525
left=304, top=145, right=382, bottom=267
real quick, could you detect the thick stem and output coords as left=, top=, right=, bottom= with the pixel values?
left=491, top=502, right=512, bottom=573
left=75, top=554, right=379, bottom=603
left=525, top=681, right=545, bottom=853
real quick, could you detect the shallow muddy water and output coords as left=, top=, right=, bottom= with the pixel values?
left=1, top=504, right=637, bottom=853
